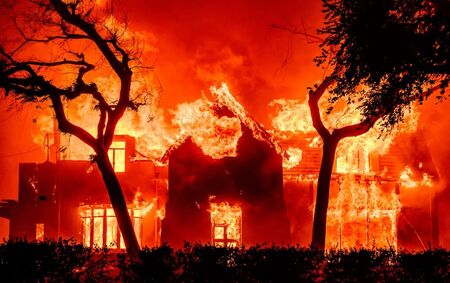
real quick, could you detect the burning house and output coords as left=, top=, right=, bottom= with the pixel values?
left=0, top=84, right=442, bottom=250
left=0, top=135, right=166, bottom=248
left=160, top=84, right=290, bottom=248
left=282, top=132, right=439, bottom=250
left=161, top=125, right=290, bottom=248
left=0, top=84, right=291, bottom=248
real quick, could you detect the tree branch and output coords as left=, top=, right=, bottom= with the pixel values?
left=271, top=24, right=324, bottom=43
left=49, top=93, right=97, bottom=149
left=332, top=85, right=444, bottom=140
left=49, top=0, right=129, bottom=78
left=48, top=0, right=133, bottom=150
left=332, top=115, right=380, bottom=140
left=308, top=77, right=334, bottom=139
left=14, top=59, right=93, bottom=68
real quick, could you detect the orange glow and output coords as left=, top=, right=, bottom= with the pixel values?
left=400, top=166, right=434, bottom=188
left=79, top=197, right=154, bottom=248
left=327, top=176, right=400, bottom=249
left=270, top=99, right=315, bottom=135
left=400, top=166, right=418, bottom=188
left=210, top=201, right=242, bottom=247
left=35, top=224, right=44, bottom=241
left=35, top=82, right=253, bottom=161
left=37, top=81, right=425, bottom=251
left=108, top=141, right=126, bottom=172
left=171, top=96, right=242, bottom=159
left=271, top=93, right=421, bottom=249
left=283, top=147, right=303, bottom=169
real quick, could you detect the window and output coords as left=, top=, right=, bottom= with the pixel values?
left=336, top=147, right=370, bottom=174
left=36, top=223, right=44, bottom=241
left=80, top=205, right=143, bottom=248
left=108, top=141, right=126, bottom=172
left=210, top=202, right=242, bottom=247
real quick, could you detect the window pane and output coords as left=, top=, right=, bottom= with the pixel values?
left=114, top=149, right=125, bottom=172
left=110, top=141, right=126, bottom=149
left=134, top=217, right=141, bottom=246
left=108, top=141, right=126, bottom=173
left=214, top=226, right=225, bottom=240
left=94, top=208, right=104, bottom=216
left=83, top=217, right=91, bottom=246
left=36, top=224, right=44, bottom=241
left=106, top=216, right=118, bottom=248
left=93, top=210, right=104, bottom=247
left=106, top=208, right=115, bottom=216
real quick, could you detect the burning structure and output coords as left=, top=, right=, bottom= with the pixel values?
left=0, top=85, right=442, bottom=250
left=161, top=127, right=290, bottom=248
left=160, top=84, right=290, bottom=248
left=282, top=132, right=439, bottom=250
left=0, top=135, right=166, bottom=248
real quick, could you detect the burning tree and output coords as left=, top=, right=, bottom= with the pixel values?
left=0, top=0, right=149, bottom=252
left=308, top=0, right=450, bottom=249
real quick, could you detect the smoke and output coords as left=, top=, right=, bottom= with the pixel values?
left=122, top=0, right=325, bottom=126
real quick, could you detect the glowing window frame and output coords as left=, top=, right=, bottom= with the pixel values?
left=108, top=141, right=126, bottom=173
left=80, top=204, right=143, bottom=249
left=210, top=202, right=242, bottom=247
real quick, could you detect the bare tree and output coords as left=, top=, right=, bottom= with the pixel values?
left=0, top=0, right=146, bottom=252
left=307, top=77, right=380, bottom=249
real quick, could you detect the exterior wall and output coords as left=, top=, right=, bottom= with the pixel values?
left=2, top=136, right=165, bottom=248
left=1, top=131, right=440, bottom=250
left=162, top=128, right=291, bottom=248
left=283, top=180, right=314, bottom=246
left=9, top=162, right=58, bottom=240
left=281, top=133, right=439, bottom=249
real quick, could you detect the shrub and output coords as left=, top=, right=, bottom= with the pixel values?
left=0, top=240, right=448, bottom=282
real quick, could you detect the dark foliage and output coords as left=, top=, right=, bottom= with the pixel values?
left=318, top=0, right=450, bottom=127
left=0, top=239, right=114, bottom=282
left=1, top=240, right=448, bottom=282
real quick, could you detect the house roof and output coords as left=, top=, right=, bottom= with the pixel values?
left=280, top=131, right=439, bottom=182
left=160, top=89, right=278, bottom=163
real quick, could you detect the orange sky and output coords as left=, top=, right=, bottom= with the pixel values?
left=1, top=0, right=449, bottom=245
left=125, top=0, right=325, bottom=117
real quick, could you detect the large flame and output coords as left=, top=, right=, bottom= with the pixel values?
left=327, top=175, right=401, bottom=249
left=171, top=98, right=242, bottom=159
left=399, top=166, right=434, bottom=188
left=33, top=76, right=427, bottom=250
left=272, top=93, right=420, bottom=249
left=283, top=147, right=303, bottom=169
left=35, top=82, right=259, bottom=162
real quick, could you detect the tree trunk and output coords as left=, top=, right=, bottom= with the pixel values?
left=311, top=137, right=339, bottom=250
left=95, top=148, right=140, bottom=252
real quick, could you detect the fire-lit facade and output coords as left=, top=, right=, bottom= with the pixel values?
left=0, top=135, right=166, bottom=248
left=0, top=88, right=442, bottom=251
left=283, top=132, right=440, bottom=250
left=161, top=126, right=291, bottom=248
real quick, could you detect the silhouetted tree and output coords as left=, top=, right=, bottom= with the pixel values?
left=0, top=0, right=147, bottom=252
left=309, top=0, right=449, bottom=249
